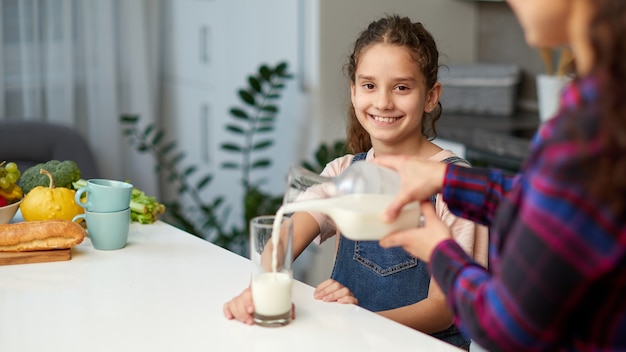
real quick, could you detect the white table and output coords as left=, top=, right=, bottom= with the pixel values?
left=0, top=221, right=461, bottom=351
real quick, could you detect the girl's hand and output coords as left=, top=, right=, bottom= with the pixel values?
left=371, top=155, right=447, bottom=222
left=314, top=279, right=359, bottom=305
left=223, top=287, right=297, bottom=324
left=223, top=287, right=255, bottom=325
left=379, top=200, right=452, bottom=263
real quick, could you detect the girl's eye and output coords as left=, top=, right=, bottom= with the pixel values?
left=362, top=83, right=375, bottom=90
left=396, top=85, right=409, bottom=91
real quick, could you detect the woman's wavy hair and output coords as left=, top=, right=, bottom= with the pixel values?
left=344, top=15, right=441, bottom=154
left=586, top=0, right=626, bottom=214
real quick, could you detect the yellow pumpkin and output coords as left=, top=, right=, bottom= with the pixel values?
left=20, top=169, right=84, bottom=221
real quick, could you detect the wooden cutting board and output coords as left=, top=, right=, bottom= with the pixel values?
left=0, top=249, right=71, bottom=266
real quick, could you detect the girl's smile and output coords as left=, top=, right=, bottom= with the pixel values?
left=369, top=113, right=403, bottom=124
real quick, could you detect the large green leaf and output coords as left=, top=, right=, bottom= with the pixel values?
left=248, top=77, right=262, bottom=93
left=230, top=108, right=249, bottom=120
left=261, top=105, right=278, bottom=113
left=225, top=124, right=246, bottom=134
left=259, top=65, right=271, bottom=80
left=221, top=143, right=243, bottom=152
left=221, top=162, right=240, bottom=169
left=121, top=114, right=139, bottom=123
left=252, top=140, right=273, bottom=150
left=239, top=90, right=255, bottom=106
left=251, top=159, right=271, bottom=169
left=151, top=130, right=165, bottom=145
left=271, top=83, right=286, bottom=90
left=183, top=166, right=197, bottom=176
left=255, top=126, right=273, bottom=133
left=196, top=175, right=213, bottom=190
left=275, top=62, right=288, bottom=74
left=143, top=124, right=155, bottom=137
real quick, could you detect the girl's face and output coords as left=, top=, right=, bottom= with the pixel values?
left=507, top=0, right=571, bottom=48
left=350, top=43, right=439, bottom=151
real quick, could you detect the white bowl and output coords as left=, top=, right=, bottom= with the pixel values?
left=0, top=199, right=22, bottom=224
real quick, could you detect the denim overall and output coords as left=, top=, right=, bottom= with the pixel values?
left=329, top=152, right=470, bottom=348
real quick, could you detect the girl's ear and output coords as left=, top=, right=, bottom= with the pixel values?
left=425, top=82, right=442, bottom=112
left=350, top=82, right=356, bottom=104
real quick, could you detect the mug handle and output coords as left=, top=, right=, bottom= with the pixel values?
left=74, top=187, right=91, bottom=209
left=72, top=214, right=89, bottom=236
left=72, top=213, right=85, bottom=224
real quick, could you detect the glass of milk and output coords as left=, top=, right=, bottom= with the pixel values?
left=249, top=215, right=293, bottom=327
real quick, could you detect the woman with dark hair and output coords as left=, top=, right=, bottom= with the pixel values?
left=374, top=0, right=626, bottom=350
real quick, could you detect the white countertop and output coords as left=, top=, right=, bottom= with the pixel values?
left=0, top=221, right=461, bottom=351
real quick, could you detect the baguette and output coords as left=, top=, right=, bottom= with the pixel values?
left=0, top=220, right=86, bottom=252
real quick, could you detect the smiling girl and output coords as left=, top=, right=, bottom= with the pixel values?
left=224, top=15, right=487, bottom=349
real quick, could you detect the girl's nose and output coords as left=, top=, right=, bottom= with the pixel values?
left=374, top=91, right=393, bottom=110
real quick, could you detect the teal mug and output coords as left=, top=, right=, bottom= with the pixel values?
left=72, top=208, right=130, bottom=250
left=75, top=179, right=133, bottom=213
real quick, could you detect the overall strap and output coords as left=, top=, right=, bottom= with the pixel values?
left=441, top=156, right=471, bottom=166
left=353, top=152, right=367, bottom=162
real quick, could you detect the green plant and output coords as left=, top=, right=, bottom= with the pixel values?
left=122, top=62, right=292, bottom=254
left=121, top=114, right=225, bottom=239
left=122, top=61, right=348, bottom=254
left=301, top=140, right=347, bottom=173
left=221, top=61, right=293, bottom=247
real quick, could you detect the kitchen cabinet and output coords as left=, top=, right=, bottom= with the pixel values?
left=161, top=0, right=219, bottom=88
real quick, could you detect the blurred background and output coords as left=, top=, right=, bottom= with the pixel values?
left=0, top=0, right=547, bottom=283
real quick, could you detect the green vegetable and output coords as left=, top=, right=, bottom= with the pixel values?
left=129, top=188, right=166, bottom=224
left=72, top=179, right=166, bottom=224
left=18, top=160, right=81, bottom=194
left=72, top=178, right=88, bottom=190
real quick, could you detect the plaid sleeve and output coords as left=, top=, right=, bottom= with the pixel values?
left=442, top=164, right=516, bottom=226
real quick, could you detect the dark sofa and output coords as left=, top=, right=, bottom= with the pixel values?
left=0, top=120, right=100, bottom=179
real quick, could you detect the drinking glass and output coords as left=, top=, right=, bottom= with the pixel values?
left=249, top=215, right=293, bottom=327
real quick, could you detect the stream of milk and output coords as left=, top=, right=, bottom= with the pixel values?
left=274, top=193, right=419, bottom=243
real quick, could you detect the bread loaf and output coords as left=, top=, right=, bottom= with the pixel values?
left=0, top=220, right=86, bottom=252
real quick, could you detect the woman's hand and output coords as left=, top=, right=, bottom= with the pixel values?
left=379, top=200, right=452, bottom=263
left=372, top=155, right=447, bottom=222
left=314, top=279, right=358, bottom=305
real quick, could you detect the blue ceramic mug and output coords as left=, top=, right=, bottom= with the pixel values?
left=75, top=179, right=133, bottom=213
left=72, top=208, right=130, bottom=250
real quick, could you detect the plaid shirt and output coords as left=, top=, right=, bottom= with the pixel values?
left=431, top=75, right=626, bottom=351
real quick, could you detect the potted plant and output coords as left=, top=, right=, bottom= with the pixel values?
left=121, top=61, right=346, bottom=254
